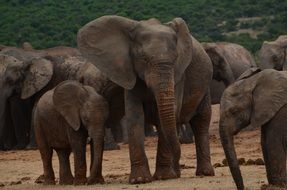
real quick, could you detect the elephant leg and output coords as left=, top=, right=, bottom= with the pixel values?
left=10, top=97, right=31, bottom=149
left=1, top=101, right=16, bottom=150
left=56, top=148, right=74, bottom=185
left=34, top=124, right=55, bottom=185
left=39, top=147, right=55, bottom=185
left=190, top=94, right=214, bottom=176
left=153, top=125, right=177, bottom=180
left=261, top=125, right=287, bottom=187
left=104, top=127, right=120, bottom=150
left=125, top=89, right=152, bottom=184
left=70, top=133, right=87, bottom=185
left=26, top=102, right=37, bottom=149
left=25, top=125, right=37, bottom=149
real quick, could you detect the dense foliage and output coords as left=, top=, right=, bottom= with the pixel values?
left=0, top=0, right=286, bottom=53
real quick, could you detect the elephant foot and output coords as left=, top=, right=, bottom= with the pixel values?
left=59, top=176, right=74, bottom=185
left=73, top=177, right=87, bottom=185
left=153, top=166, right=178, bottom=180
left=129, top=165, right=152, bottom=184
left=87, top=175, right=105, bottom=185
left=196, top=163, right=215, bottom=176
left=261, top=184, right=287, bottom=190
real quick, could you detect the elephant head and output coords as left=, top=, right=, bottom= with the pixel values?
left=53, top=80, right=108, bottom=183
left=0, top=54, right=53, bottom=139
left=22, top=42, right=34, bottom=51
left=219, top=69, right=287, bottom=190
left=77, top=15, right=193, bottom=164
left=258, top=35, right=287, bottom=70
left=202, top=42, right=235, bottom=86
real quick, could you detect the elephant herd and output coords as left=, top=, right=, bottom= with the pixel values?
left=0, top=15, right=286, bottom=189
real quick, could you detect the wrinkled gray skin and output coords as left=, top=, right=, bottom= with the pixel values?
left=78, top=15, right=214, bottom=184
left=220, top=68, right=287, bottom=189
left=258, top=35, right=287, bottom=71
left=0, top=50, right=124, bottom=150
left=35, top=81, right=108, bottom=185
left=1, top=43, right=81, bottom=58
left=202, top=42, right=256, bottom=104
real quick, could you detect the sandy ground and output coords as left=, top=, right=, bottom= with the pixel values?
left=0, top=105, right=270, bottom=190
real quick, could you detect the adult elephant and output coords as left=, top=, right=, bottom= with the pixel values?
left=220, top=68, right=287, bottom=189
left=0, top=51, right=123, bottom=150
left=78, top=15, right=214, bottom=184
left=202, top=42, right=256, bottom=104
left=258, top=35, right=287, bottom=71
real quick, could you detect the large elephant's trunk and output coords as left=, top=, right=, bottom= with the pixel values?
left=150, top=62, right=181, bottom=175
left=87, top=129, right=105, bottom=184
left=219, top=123, right=244, bottom=190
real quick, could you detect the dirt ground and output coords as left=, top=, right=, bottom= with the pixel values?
left=0, top=105, right=270, bottom=189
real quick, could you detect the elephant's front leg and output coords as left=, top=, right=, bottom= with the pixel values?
left=153, top=125, right=178, bottom=180
left=125, top=89, right=152, bottom=184
left=190, top=94, right=214, bottom=176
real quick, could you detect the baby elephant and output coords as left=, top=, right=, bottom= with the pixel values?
left=34, top=80, right=109, bottom=185
left=220, top=68, right=287, bottom=190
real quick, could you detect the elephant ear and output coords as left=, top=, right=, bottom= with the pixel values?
left=237, top=67, right=261, bottom=81
left=277, top=36, right=287, bottom=70
left=21, top=58, right=53, bottom=99
left=53, top=81, right=88, bottom=131
left=77, top=15, right=139, bottom=89
left=251, top=69, right=287, bottom=128
left=166, top=18, right=193, bottom=83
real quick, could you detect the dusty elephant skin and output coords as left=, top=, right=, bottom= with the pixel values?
left=0, top=50, right=124, bottom=151
left=34, top=81, right=108, bottom=185
left=202, top=42, right=256, bottom=104
left=220, top=69, right=287, bottom=189
left=77, top=15, right=214, bottom=184
left=258, top=35, right=287, bottom=71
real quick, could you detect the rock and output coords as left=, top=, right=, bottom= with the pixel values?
left=238, top=158, right=246, bottom=165
left=34, top=175, right=45, bottom=184
left=21, top=177, right=31, bottom=181
left=213, top=163, right=222, bottom=168
left=0, top=183, right=5, bottom=187
left=9, top=181, right=21, bottom=185
left=255, top=158, right=265, bottom=165
left=246, top=159, right=255, bottom=165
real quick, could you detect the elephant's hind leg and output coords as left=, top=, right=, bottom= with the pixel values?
left=56, top=148, right=74, bottom=185
left=190, top=94, right=214, bottom=176
left=34, top=121, right=55, bottom=185
left=261, top=119, right=287, bottom=188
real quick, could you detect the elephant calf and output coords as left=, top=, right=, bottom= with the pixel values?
left=220, top=68, right=287, bottom=189
left=34, top=81, right=108, bottom=185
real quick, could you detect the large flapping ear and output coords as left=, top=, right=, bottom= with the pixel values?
left=53, top=81, right=88, bottom=131
left=166, top=18, right=193, bottom=83
left=21, top=58, right=53, bottom=99
left=77, top=15, right=139, bottom=89
left=251, top=69, right=287, bottom=128
left=237, top=67, right=261, bottom=81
